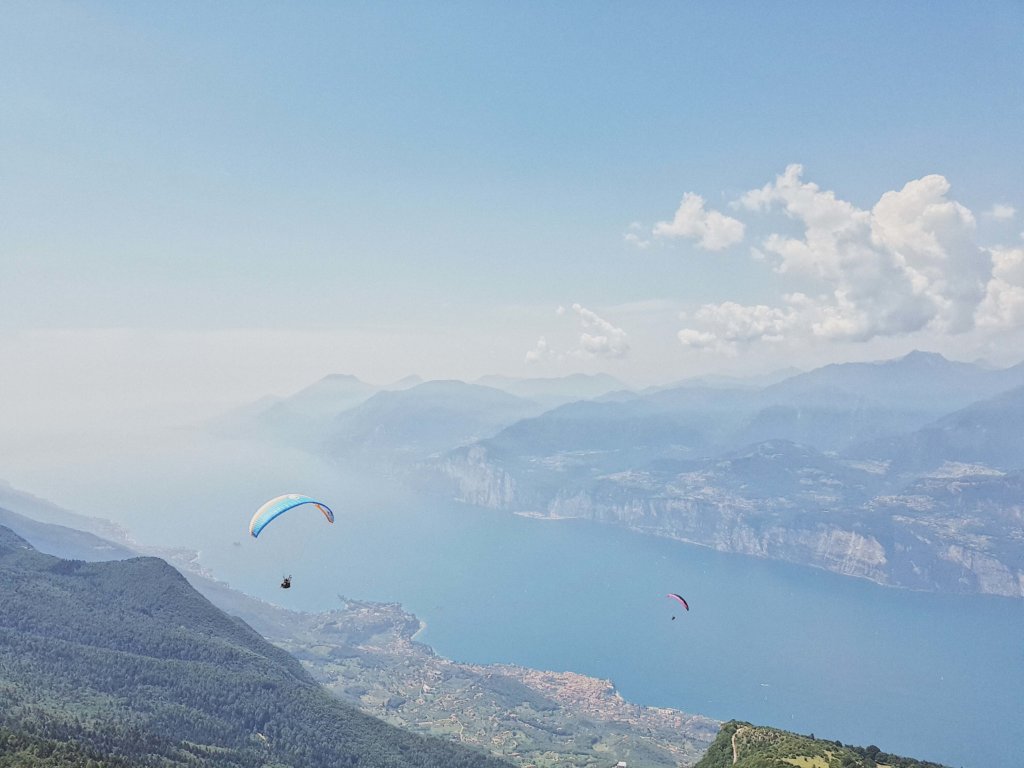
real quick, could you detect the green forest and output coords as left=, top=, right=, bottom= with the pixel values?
left=0, top=527, right=510, bottom=768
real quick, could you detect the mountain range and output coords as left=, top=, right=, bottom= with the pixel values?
left=210, top=352, right=1024, bottom=597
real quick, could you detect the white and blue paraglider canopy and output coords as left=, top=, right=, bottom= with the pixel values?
left=249, top=494, right=334, bottom=538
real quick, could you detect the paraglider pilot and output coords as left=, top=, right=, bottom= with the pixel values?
left=249, top=494, right=334, bottom=592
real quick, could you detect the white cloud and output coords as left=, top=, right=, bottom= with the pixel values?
left=678, top=166, right=1002, bottom=350
left=653, top=192, right=745, bottom=251
left=740, top=163, right=873, bottom=281
left=525, top=335, right=556, bottom=363
left=677, top=328, right=722, bottom=351
left=985, top=204, right=1017, bottom=221
left=694, top=302, right=797, bottom=342
left=525, top=305, right=631, bottom=362
left=624, top=232, right=651, bottom=249
left=624, top=222, right=652, bottom=249
left=871, top=174, right=986, bottom=334
left=572, top=303, right=630, bottom=358
left=977, top=247, right=1024, bottom=328
left=678, top=302, right=797, bottom=354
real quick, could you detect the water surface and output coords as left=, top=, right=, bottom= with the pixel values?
left=31, top=435, right=1024, bottom=768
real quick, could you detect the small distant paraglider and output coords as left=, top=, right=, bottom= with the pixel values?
left=280, top=575, right=292, bottom=589
left=667, top=593, right=689, bottom=619
left=666, top=593, right=689, bottom=610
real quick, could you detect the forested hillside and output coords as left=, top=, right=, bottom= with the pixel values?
left=0, top=505, right=718, bottom=767
left=695, top=721, right=949, bottom=768
left=0, top=526, right=510, bottom=768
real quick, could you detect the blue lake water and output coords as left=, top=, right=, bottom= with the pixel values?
left=42, top=436, right=1024, bottom=768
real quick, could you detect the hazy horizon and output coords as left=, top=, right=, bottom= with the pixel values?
left=2, top=8, right=1022, bottom=766
left=2, top=2, right=1022, bottom=458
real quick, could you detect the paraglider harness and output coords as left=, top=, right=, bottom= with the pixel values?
left=280, top=575, right=292, bottom=589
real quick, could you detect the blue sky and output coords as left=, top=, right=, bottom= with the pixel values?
left=1, top=1, right=1022, bottom=433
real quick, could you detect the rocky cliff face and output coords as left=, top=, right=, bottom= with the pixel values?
left=438, top=447, right=1024, bottom=598
left=440, top=446, right=519, bottom=509
left=552, top=488, right=892, bottom=583
left=429, top=359, right=1024, bottom=599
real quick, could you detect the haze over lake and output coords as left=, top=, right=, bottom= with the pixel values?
left=27, top=433, right=1023, bottom=768
left=3, top=5, right=1022, bottom=768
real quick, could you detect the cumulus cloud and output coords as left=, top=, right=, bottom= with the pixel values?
left=871, top=174, right=985, bottom=334
left=653, top=193, right=745, bottom=251
left=572, top=303, right=630, bottom=358
left=977, top=247, right=1024, bottom=328
left=689, top=302, right=797, bottom=343
left=526, top=305, right=631, bottom=362
left=677, top=165, right=1005, bottom=351
left=624, top=232, right=651, bottom=249
left=985, top=204, right=1017, bottom=221
left=624, top=222, right=652, bottom=249
left=676, top=328, right=722, bottom=352
left=677, top=302, right=800, bottom=356
left=525, top=336, right=555, bottom=363
left=739, top=163, right=871, bottom=281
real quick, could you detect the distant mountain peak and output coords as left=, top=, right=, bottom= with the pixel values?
left=289, top=373, right=375, bottom=398
left=472, top=372, right=627, bottom=405
left=409, top=378, right=487, bottom=392
left=895, top=349, right=949, bottom=365
left=477, top=372, right=622, bottom=385
left=390, top=374, right=424, bottom=389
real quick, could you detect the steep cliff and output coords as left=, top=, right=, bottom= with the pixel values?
left=439, top=444, right=1024, bottom=597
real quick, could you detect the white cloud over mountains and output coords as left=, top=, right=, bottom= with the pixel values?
left=678, top=302, right=798, bottom=353
left=977, top=247, right=1024, bottom=328
left=671, top=164, right=1018, bottom=353
left=525, top=304, right=630, bottom=363
left=524, top=335, right=555, bottom=363
left=573, top=303, right=630, bottom=358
